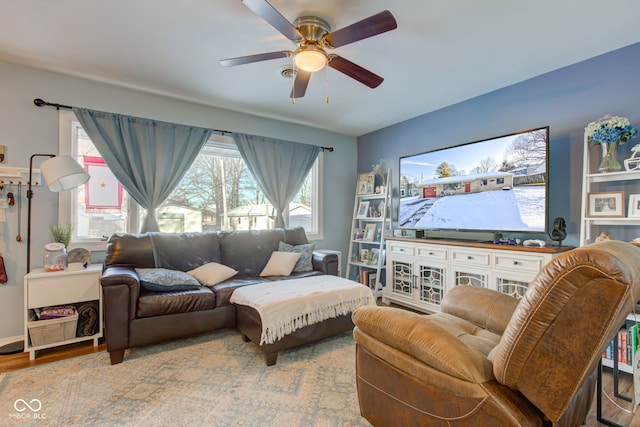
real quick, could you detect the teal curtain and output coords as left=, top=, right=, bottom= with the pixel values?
left=234, top=133, right=320, bottom=228
left=73, top=108, right=212, bottom=232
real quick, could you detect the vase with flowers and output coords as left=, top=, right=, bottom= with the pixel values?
left=585, top=115, right=638, bottom=173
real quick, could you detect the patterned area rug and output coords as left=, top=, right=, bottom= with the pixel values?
left=0, top=329, right=370, bottom=426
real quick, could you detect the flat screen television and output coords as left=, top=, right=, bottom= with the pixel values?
left=399, top=126, right=549, bottom=234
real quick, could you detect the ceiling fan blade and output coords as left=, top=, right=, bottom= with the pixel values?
left=328, top=55, right=383, bottom=89
left=220, top=50, right=292, bottom=67
left=241, top=0, right=303, bottom=42
left=290, top=70, right=311, bottom=98
left=323, top=10, right=397, bottom=48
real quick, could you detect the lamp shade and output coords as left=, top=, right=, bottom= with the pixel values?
left=39, top=156, right=90, bottom=192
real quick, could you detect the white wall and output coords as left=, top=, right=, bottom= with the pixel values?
left=0, top=60, right=357, bottom=342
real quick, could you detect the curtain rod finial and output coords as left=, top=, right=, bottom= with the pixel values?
left=33, top=98, right=45, bottom=107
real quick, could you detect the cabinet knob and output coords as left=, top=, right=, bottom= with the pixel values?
left=467, top=256, right=473, bottom=260
left=513, top=261, right=519, bottom=265
left=428, top=251, right=434, bottom=255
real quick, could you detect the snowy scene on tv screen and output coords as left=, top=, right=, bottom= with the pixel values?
left=399, top=128, right=547, bottom=233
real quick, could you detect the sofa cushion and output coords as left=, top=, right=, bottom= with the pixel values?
left=260, top=251, right=301, bottom=276
left=283, top=227, right=309, bottom=245
left=137, top=287, right=216, bottom=317
left=211, top=276, right=271, bottom=307
left=187, top=262, right=238, bottom=286
left=219, top=229, right=289, bottom=276
left=136, top=268, right=202, bottom=292
left=149, top=232, right=222, bottom=271
left=105, top=233, right=155, bottom=268
left=278, top=241, right=315, bottom=272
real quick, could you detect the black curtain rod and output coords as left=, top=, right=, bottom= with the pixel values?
left=33, top=98, right=334, bottom=152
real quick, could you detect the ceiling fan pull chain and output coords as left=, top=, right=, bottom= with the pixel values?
left=325, top=66, right=329, bottom=104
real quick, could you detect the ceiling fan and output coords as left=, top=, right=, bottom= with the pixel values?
left=220, top=0, right=397, bottom=100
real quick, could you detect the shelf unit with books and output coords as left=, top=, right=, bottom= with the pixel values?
left=346, top=169, right=392, bottom=298
left=601, top=315, right=639, bottom=374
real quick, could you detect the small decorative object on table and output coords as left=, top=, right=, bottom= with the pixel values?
left=585, top=115, right=638, bottom=173
left=624, top=144, right=640, bottom=171
left=68, top=248, right=91, bottom=268
left=595, top=232, right=611, bottom=243
left=43, top=242, right=67, bottom=272
left=51, top=224, right=73, bottom=248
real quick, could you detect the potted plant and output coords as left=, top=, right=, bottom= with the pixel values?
left=51, top=224, right=73, bottom=248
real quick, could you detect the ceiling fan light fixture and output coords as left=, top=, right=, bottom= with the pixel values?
left=293, top=46, right=327, bottom=72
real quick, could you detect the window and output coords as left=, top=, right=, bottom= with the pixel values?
left=58, top=111, right=323, bottom=250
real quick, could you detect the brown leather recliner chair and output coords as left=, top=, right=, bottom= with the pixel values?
left=352, top=240, right=640, bottom=426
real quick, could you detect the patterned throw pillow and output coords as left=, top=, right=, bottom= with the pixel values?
left=278, top=241, right=315, bottom=272
left=135, top=268, right=202, bottom=292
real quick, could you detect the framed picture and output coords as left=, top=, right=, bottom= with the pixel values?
left=628, top=194, right=640, bottom=217
left=587, top=192, right=625, bottom=217
left=368, top=273, right=377, bottom=289
left=357, top=201, right=370, bottom=218
left=363, top=224, right=377, bottom=242
left=357, top=172, right=375, bottom=195
left=359, top=248, right=369, bottom=263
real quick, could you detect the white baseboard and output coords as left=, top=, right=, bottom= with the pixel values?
left=0, top=335, right=24, bottom=347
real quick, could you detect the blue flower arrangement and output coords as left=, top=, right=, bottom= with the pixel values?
left=585, top=115, right=638, bottom=145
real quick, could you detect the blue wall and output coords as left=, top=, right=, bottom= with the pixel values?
left=357, top=42, right=640, bottom=247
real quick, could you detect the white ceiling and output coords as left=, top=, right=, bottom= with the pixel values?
left=1, top=0, right=639, bottom=136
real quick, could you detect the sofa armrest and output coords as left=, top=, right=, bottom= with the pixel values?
left=100, top=266, right=141, bottom=352
left=312, top=251, right=338, bottom=275
left=440, top=285, right=519, bottom=336
left=352, top=306, right=494, bottom=383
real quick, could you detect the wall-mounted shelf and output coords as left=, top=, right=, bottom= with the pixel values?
left=0, top=166, right=41, bottom=186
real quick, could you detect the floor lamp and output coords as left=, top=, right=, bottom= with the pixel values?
left=27, top=154, right=90, bottom=273
left=0, top=155, right=89, bottom=355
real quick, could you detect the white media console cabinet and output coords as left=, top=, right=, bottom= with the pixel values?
left=383, top=237, right=573, bottom=313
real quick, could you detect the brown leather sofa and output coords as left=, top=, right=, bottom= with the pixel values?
left=352, top=240, right=640, bottom=426
left=100, top=227, right=338, bottom=364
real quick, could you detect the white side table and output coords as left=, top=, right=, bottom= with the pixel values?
left=23, top=264, right=103, bottom=360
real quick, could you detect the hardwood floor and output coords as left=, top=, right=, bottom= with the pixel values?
left=0, top=340, right=105, bottom=374
left=1, top=340, right=638, bottom=425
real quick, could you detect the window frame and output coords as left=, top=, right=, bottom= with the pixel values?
left=58, top=111, right=323, bottom=250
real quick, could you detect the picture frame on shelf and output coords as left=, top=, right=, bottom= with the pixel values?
left=357, top=172, right=375, bottom=195
left=359, top=248, right=369, bottom=263
left=628, top=194, right=640, bottom=217
left=363, top=224, right=377, bottom=242
left=368, top=273, right=377, bottom=289
left=587, top=192, right=625, bottom=217
left=357, top=201, right=370, bottom=218
left=370, top=248, right=380, bottom=263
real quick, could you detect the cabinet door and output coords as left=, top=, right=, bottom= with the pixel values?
left=493, top=272, right=534, bottom=299
left=415, top=260, right=446, bottom=310
left=450, top=247, right=490, bottom=288
left=388, top=255, right=414, bottom=300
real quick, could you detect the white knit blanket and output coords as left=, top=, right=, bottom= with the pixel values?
left=230, top=275, right=375, bottom=345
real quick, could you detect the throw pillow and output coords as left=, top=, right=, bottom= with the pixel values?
left=278, top=241, right=315, bottom=272
left=259, top=251, right=301, bottom=277
left=187, top=262, right=238, bottom=286
left=135, top=268, right=202, bottom=292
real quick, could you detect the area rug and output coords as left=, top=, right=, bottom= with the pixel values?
left=0, top=329, right=370, bottom=426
